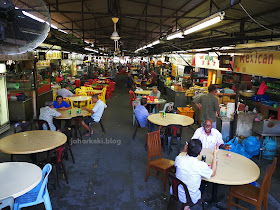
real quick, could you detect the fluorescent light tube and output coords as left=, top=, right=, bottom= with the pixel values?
left=167, top=31, right=183, bottom=40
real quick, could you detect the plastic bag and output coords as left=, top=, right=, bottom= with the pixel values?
left=241, top=136, right=261, bottom=157
left=225, top=137, right=252, bottom=159
left=257, top=81, right=267, bottom=95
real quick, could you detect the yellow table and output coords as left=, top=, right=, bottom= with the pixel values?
left=0, top=131, right=67, bottom=154
left=68, top=96, right=91, bottom=102
left=55, top=108, right=89, bottom=120
left=179, top=148, right=260, bottom=185
left=81, top=90, right=103, bottom=95
left=135, top=90, right=152, bottom=95
left=148, top=113, right=194, bottom=127
left=0, top=162, right=42, bottom=200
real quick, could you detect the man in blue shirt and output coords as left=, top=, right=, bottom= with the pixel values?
left=134, top=98, right=155, bottom=131
left=53, top=95, right=71, bottom=131
left=81, top=94, right=107, bottom=136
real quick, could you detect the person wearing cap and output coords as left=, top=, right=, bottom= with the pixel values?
left=39, top=101, right=62, bottom=131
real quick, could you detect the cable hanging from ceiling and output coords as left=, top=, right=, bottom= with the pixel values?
left=239, top=3, right=280, bottom=34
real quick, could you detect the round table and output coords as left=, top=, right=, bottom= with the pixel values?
left=68, top=96, right=91, bottom=102
left=135, top=90, right=152, bottom=95
left=148, top=113, right=194, bottom=127
left=0, top=162, right=42, bottom=200
left=0, top=130, right=67, bottom=154
left=180, top=148, right=260, bottom=185
left=55, top=108, right=89, bottom=119
left=81, top=90, right=102, bottom=94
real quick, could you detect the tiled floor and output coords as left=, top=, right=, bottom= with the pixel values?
left=0, top=75, right=279, bottom=210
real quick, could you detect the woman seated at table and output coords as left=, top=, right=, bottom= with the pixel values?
left=53, top=95, right=72, bottom=131
left=172, top=139, right=219, bottom=210
left=39, top=101, right=62, bottom=131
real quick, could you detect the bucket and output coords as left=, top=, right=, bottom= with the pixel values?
left=227, top=103, right=235, bottom=118
left=262, top=137, right=277, bottom=160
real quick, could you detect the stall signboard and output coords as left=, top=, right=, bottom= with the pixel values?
left=193, top=54, right=232, bottom=71
left=0, top=52, right=34, bottom=61
left=170, top=54, right=192, bottom=66
left=233, top=52, right=280, bottom=78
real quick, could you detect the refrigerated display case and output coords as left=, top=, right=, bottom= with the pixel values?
left=0, top=64, right=10, bottom=134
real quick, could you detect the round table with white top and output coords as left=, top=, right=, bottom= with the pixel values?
left=148, top=113, right=194, bottom=127
left=55, top=107, right=89, bottom=120
left=0, top=130, right=67, bottom=155
left=0, top=162, right=42, bottom=200
left=135, top=90, right=152, bottom=95
left=179, top=148, right=260, bottom=185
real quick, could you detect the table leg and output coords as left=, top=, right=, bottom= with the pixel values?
left=31, top=154, right=38, bottom=165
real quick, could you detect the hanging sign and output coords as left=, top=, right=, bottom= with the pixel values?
left=234, top=52, right=280, bottom=78
left=194, top=54, right=231, bottom=71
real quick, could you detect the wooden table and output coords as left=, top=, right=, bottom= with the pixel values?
left=0, top=130, right=67, bottom=154
left=135, top=90, right=152, bottom=95
left=180, top=148, right=260, bottom=185
left=0, top=162, right=42, bottom=200
left=148, top=113, right=194, bottom=127
left=55, top=107, right=89, bottom=119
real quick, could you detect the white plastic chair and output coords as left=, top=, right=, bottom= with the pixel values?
left=132, top=100, right=141, bottom=125
left=162, top=102, right=174, bottom=113
left=0, top=197, right=14, bottom=209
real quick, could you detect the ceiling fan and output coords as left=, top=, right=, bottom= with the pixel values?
left=110, top=17, right=120, bottom=54
left=0, top=0, right=50, bottom=55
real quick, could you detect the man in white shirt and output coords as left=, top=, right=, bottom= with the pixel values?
left=182, top=120, right=230, bottom=151
left=173, top=139, right=219, bottom=208
left=81, top=94, right=107, bottom=136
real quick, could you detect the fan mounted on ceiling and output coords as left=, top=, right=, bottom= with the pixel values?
left=0, top=0, right=50, bottom=55
left=110, top=17, right=120, bottom=54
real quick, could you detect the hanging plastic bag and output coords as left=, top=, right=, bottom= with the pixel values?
left=241, top=136, right=261, bottom=157
left=257, top=81, right=267, bottom=95
left=225, top=137, right=252, bottom=159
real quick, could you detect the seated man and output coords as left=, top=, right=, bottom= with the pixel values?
left=149, top=86, right=161, bottom=98
left=53, top=95, right=71, bottom=131
left=81, top=94, right=107, bottom=136
left=39, top=101, right=62, bottom=131
left=56, top=85, right=77, bottom=98
left=134, top=98, right=155, bottom=131
left=182, top=120, right=230, bottom=152
left=172, top=139, right=218, bottom=209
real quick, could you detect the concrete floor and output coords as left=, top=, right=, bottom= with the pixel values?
left=0, top=74, right=280, bottom=210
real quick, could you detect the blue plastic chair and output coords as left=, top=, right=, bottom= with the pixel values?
left=14, top=164, right=52, bottom=210
left=0, top=196, right=14, bottom=209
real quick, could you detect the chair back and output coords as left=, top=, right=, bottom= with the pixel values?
left=37, top=164, right=52, bottom=200
left=147, top=131, right=162, bottom=163
left=132, top=100, right=140, bottom=112
left=165, top=124, right=183, bottom=138
left=0, top=196, right=14, bottom=209
left=63, top=98, right=74, bottom=108
left=75, top=88, right=81, bottom=94
left=53, top=93, right=57, bottom=101
left=34, top=119, right=50, bottom=130
left=162, top=102, right=174, bottom=112
left=80, top=86, right=86, bottom=90
left=85, top=87, right=93, bottom=91
left=86, top=98, right=95, bottom=110
left=105, top=79, right=111, bottom=84
left=129, top=90, right=136, bottom=100
left=78, top=92, right=87, bottom=96
left=14, top=121, right=32, bottom=133
left=168, top=173, right=196, bottom=206
left=84, top=82, right=91, bottom=87
left=259, top=157, right=277, bottom=200
left=88, top=79, right=94, bottom=84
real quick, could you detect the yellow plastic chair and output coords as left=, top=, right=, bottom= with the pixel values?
left=80, top=86, right=86, bottom=90
left=63, top=98, right=74, bottom=108
left=75, top=88, right=81, bottom=94
left=53, top=93, right=57, bottom=101
left=85, top=98, right=96, bottom=116
left=85, top=87, right=93, bottom=91
left=78, top=92, right=87, bottom=96
left=98, top=87, right=106, bottom=104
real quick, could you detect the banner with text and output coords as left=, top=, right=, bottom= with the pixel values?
left=234, top=52, right=280, bottom=78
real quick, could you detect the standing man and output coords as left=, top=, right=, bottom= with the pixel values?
left=81, top=94, right=107, bottom=136
left=194, top=84, right=221, bottom=128
left=56, top=85, right=77, bottom=98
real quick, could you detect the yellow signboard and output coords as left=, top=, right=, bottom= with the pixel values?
left=234, top=52, right=280, bottom=78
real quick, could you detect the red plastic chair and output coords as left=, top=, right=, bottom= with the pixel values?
left=109, top=82, right=116, bottom=93
left=106, top=86, right=112, bottom=99
left=75, top=79, right=81, bottom=88
left=129, top=90, right=136, bottom=107
left=84, top=82, right=91, bottom=87
left=105, top=79, right=111, bottom=84
left=88, top=79, right=94, bottom=84
left=93, top=79, right=100, bottom=83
